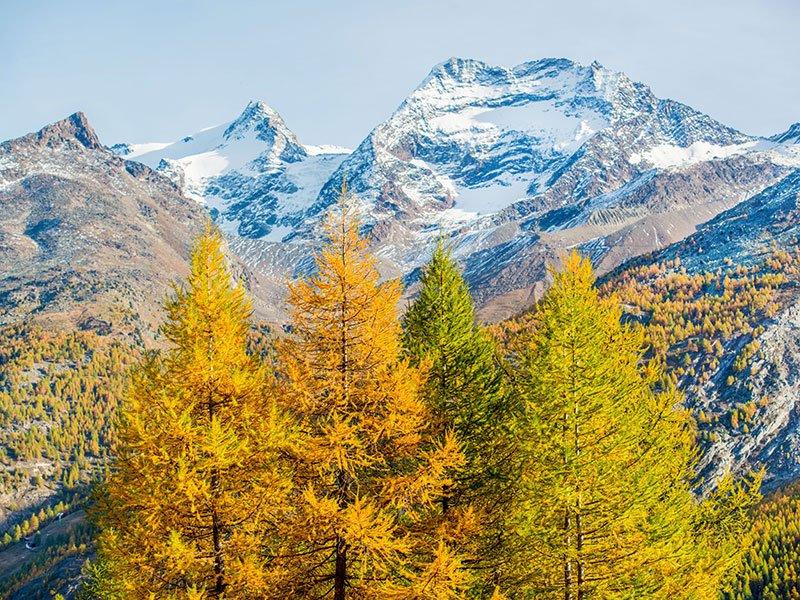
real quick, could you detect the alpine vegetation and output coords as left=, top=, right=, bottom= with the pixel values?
left=82, top=188, right=762, bottom=599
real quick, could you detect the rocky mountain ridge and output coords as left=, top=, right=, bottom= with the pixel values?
left=0, top=112, right=260, bottom=341
left=771, top=122, right=800, bottom=145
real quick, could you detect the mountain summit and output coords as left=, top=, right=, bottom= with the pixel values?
left=222, top=99, right=305, bottom=158
left=114, top=57, right=799, bottom=319
left=315, top=56, right=754, bottom=223
left=4, top=111, right=102, bottom=152
left=300, top=57, right=789, bottom=315
left=118, top=100, right=348, bottom=240
left=0, top=112, right=208, bottom=337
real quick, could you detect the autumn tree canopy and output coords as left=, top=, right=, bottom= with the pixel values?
left=93, top=225, right=293, bottom=599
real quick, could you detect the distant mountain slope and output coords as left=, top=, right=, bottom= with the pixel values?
left=604, top=169, right=800, bottom=488
left=770, top=122, right=800, bottom=145
left=657, top=169, right=800, bottom=271
left=118, top=58, right=798, bottom=320
left=1, top=112, right=214, bottom=341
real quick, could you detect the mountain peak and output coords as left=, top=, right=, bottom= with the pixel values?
left=241, top=99, right=277, bottom=119
left=422, top=57, right=503, bottom=87
left=418, top=57, right=626, bottom=102
left=28, top=112, right=103, bottom=150
left=219, top=100, right=306, bottom=164
left=224, top=100, right=290, bottom=139
left=512, top=56, right=578, bottom=74
left=771, top=122, right=800, bottom=144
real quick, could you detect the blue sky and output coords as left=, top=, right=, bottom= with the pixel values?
left=1, top=0, right=797, bottom=147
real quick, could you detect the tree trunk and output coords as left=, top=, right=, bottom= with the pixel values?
left=564, top=405, right=573, bottom=600
left=207, top=375, right=225, bottom=597
left=209, top=401, right=226, bottom=597
left=211, top=484, right=226, bottom=598
left=576, top=511, right=584, bottom=600
left=334, top=218, right=350, bottom=600
left=573, top=362, right=584, bottom=600
left=564, top=506, right=573, bottom=600
left=334, top=535, right=347, bottom=600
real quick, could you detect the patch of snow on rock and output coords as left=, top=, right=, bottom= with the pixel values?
left=630, top=141, right=758, bottom=169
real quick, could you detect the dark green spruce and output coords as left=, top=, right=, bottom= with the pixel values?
left=402, top=240, right=519, bottom=594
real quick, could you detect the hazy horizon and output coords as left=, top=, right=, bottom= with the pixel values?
left=2, top=0, right=798, bottom=147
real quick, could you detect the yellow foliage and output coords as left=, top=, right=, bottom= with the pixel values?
left=274, top=189, right=466, bottom=598
left=93, top=225, right=293, bottom=598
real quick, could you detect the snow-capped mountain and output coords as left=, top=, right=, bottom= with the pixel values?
left=115, top=100, right=350, bottom=240
left=316, top=57, right=756, bottom=224
left=308, top=58, right=791, bottom=313
left=116, top=57, right=800, bottom=319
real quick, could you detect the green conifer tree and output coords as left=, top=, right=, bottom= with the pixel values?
left=509, top=252, right=759, bottom=600
left=402, top=241, right=518, bottom=594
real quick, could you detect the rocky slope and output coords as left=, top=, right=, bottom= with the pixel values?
left=120, top=58, right=799, bottom=320
left=669, top=169, right=800, bottom=489
left=0, top=112, right=285, bottom=340
left=606, top=166, right=800, bottom=489
left=0, top=113, right=201, bottom=340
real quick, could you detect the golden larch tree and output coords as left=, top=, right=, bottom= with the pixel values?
left=275, top=189, right=465, bottom=599
left=92, top=225, right=293, bottom=599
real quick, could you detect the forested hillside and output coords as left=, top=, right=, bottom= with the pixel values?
left=724, top=481, right=800, bottom=599
left=602, top=248, right=800, bottom=486
left=0, top=325, right=134, bottom=596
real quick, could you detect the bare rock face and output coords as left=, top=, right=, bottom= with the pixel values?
left=20, top=111, right=103, bottom=151
left=0, top=113, right=209, bottom=342
left=696, top=171, right=800, bottom=489
left=700, top=297, right=800, bottom=489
